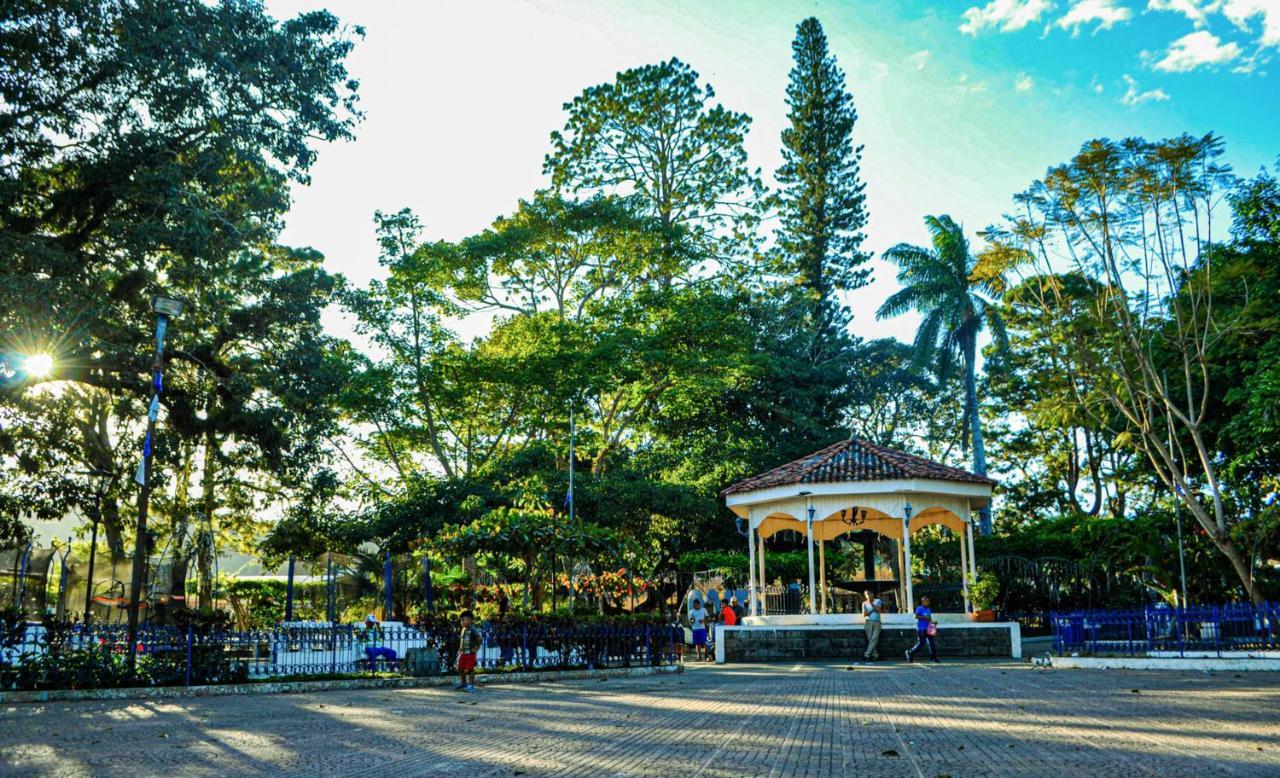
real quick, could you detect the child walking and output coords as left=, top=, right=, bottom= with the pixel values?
left=457, top=610, right=481, bottom=691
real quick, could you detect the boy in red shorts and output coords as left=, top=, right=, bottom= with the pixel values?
left=456, top=610, right=481, bottom=692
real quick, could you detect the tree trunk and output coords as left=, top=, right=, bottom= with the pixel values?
left=197, top=426, right=217, bottom=606
left=1213, top=531, right=1261, bottom=604
left=103, top=498, right=126, bottom=563
left=964, top=335, right=991, bottom=534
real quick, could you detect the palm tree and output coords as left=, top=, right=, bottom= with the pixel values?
left=877, top=215, right=1005, bottom=533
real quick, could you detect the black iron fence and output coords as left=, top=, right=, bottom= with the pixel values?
left=0, top=619, right=678, bottom=692
left=1050, top=602, right=1280, bottom=657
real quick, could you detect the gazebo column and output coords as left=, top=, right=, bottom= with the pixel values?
left=805, top=499, right=817, bottom=615
left=960, top=526, right=971, bottom=612
left=758, top=533, right=767, bottom=615
left=896, top=540, right=906, bottom=610
left=818, top=539, right=826, bottom=614
left=901, top=518, right=915, bottom=612
left=747, top=519, right=758, bottom=616
left=966, top=515, right=978, bottom=583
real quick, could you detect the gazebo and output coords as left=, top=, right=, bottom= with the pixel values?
left=722, top=438, right=995, bottom=618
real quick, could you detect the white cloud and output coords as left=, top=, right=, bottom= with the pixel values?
left=1056, top=0, right=1134, bottom=34
left=1015, top=72, right=1035, bottom=91
left=1120, top=74, right=1171, bottom=104
left=955, top=74, right=991, bottom=94
left=906, top=50, right=931, bottom=70
left=960, top=0, right=1056, bottom=34
left=1146, top=0, right=1212, bottom=27
left=1221, top=0, right=1280, bottom=48
left=1151, top=30, right=1243, bottom=70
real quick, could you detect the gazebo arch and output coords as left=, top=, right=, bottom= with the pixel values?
left=722, top=438, right=995, bottom=617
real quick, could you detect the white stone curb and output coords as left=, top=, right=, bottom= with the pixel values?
left=1050, top=656, right=1280, bottom=671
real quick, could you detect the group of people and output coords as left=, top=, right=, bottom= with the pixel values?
left=358, top=610, right=484, bottom=692
left=687, top=594, right=744, bottom=661
left=860, top=590, right=939, bottom=663
left=686, top=589, right=940, bottom=664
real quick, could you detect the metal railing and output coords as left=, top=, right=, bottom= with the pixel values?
left=1050, top=602, right=1280, bottom=657
left=0, top=619, right=678, bottom=692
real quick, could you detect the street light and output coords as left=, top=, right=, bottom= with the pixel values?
left=151, top=295, right=185, bottom=319
left=126, top=293, right=186, bottom=673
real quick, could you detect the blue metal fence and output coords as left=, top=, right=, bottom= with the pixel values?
left=0, top=620, right=678, bottom=692
left=1050, top=602, right=1280, bottom=657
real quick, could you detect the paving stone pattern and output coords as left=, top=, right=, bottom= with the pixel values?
left=3, top=661, right=1279, bottom=777
left=724, top=627, right=1012, bottom=661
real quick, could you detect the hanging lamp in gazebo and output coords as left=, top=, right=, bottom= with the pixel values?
left=722, top=437, right=995, bottom=618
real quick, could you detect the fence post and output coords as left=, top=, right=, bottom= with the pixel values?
left=284, top=557, right=295, bottom=622
left=1174, top=604, right=1184, bottom=658
left=330, top=621, right=338, bottom=675
left=1215, top=604, right=1222, bottom=658
left=521, top=624, right=528, bottom=671
left=185, top=624, right=193, bottom=686
left=645, top=625, right=652, bottom=666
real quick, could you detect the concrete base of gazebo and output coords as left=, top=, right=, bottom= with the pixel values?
left=715, top=619, right=1021, bottom=663
left=741, top=612, right=976, bottom=627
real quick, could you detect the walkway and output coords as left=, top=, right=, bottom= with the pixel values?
left=3, top=661, right=1279, bottom=776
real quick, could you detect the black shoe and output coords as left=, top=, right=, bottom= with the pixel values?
left=931, top=658, right=940, bottom=664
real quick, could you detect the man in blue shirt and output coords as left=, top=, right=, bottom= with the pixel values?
left=905, top=596, right=938, bottom=663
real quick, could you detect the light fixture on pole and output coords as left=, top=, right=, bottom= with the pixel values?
left=901, top=501, right=914, bottom=610
left=800, top=491, right=817, bottom=615
left=126, top=293, right=185, bottom=674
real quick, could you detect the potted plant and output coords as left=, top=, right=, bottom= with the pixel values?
left=967, top=572, right=999, bottom=622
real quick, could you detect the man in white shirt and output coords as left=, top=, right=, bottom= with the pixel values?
left=861, top=590, right=883, bottom=661
left=689, top=599, right=710, bottom=661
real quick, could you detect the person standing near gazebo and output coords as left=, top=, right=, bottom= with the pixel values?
left=861, top=590, right=882, bottom=661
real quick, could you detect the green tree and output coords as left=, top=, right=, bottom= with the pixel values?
left=775, top=17, right=871, bottom=344
left=0, top=0, right=360, bottom=570
left=437, top=192, right=660, bottom=320
left=877, top=215, right=1005, bottom=532
left=545, top=58, right=764, bottom=284
left=986, top=275, right=1139, bottom=520
left=985, top=134, right=1266, bottom=601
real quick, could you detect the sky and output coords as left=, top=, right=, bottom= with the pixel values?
left=263, top=0, right=1280, bottom=345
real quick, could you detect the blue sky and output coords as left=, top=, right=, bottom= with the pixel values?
left=264, top=0, right=1280, bottom=343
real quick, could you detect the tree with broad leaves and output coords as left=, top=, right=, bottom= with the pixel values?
left=982, top=133, right=1269, bottom=602
left=545, top=58, right=765, bottom=286
left=0, top=0, right=360, bottom=568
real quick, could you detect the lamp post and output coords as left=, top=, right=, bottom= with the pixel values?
left=901, top=501, right=914, bottom=612
left=801, top=492, right=816, bottom=616
left=126, top=294, right=185, bottom=673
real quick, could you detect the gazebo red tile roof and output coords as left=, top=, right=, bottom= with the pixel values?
left=720, top=438, right=996, bottom=497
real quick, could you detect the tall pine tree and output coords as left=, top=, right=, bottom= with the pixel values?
left=776, top=17, right=870, bottom=350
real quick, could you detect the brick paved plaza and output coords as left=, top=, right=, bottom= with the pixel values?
left=3, top=660, right=1279, bottom=777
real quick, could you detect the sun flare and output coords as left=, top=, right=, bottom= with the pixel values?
left=23, top=352, right=54, bottom=378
